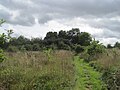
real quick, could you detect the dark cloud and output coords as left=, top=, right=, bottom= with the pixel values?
left=38, top=15, right=52, bottom=24
left=0, top=0, right=120, bottom=43
left=33, top=0, right=120, bottom=17
left=0, top=0, right=33, bottom=10
left=10, top=13, right=35, bottom=26
left=1, top=0, right=120, bottom=25
left=0, top=9, right=11, bottom=20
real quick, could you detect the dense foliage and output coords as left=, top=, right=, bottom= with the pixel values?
left=0, top=49, right=5, bottom=63
left=0, top=19, right=6, bottom=63
left=0, top=28, right=93, bottom=52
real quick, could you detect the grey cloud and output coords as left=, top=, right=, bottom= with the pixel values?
left=86, top=19, right=120, bottom=30
left=38, top=15, right=52, bottom=24
left=0, top=0, right=36, bottom=26
left=10, top=12, right=36, bottom=26
left=0, top=9, right=11, bottom=20
left=0, top=0, right=33, bottom=10
left=0, top=0, right=120, bottom=42
left=1, top=0, right=120, bottom=25
left=33, top=0, right=120, bottom=17
left=93, top=29, right=120, bottom=39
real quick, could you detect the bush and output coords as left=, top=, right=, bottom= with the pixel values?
left=75, top=45, right=84, bottom=54
left=19, top=45, right=26, bottom=52
left=7, top=46, right=18, bottom=52
left=24, top=44, right=33, bottom=51
left=58, top=41, right=71, bottom=50
left=84, top=40, right=105, bottom=61
left=33, top=44, right=40, bottom=51
left=107, top=44, right=113, bottom=49
left=0, top=49, right=5, bottom=63
left=79, top=52, right=90, bottom=62
left=87, top=40, right=105, bottom=56
left=79, top=40, right=105, bottom=62
left=102, top=67, right=120, bottom=90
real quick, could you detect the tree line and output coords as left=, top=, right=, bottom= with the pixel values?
left=1, top=28, right=93, bottom=51
left=1, top=19, right=120, bottom=54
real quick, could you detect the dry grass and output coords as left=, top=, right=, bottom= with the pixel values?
left=96, top=48, right=120, bottom=69
left=95, top=48, right=120, bottom=89
left=0, top=50, right=75, bottom=90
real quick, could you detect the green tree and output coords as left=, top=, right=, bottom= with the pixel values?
left=0, top=19, right=7, bottom=62
left=78, top=32, right=92, bottom=46
left=67, top=28, right=80, bottom=38
left=0, top=29, right=13, bottom=49
left=87, top=40, right=105, bottom=55
left=75, top=45, right=84, bottom=54
left=85, top=40, right=105, bottom=61
left=44, top=32, right=58, bottom=40
left=107, top=44, right=113, bottom=49
left=33, top=44, right=40, bottom=51
left=67, top=28, right=80, bottom=44
left=57, top=41, right=71, bottom=50
left=58, top=30, right=67, bottom=39
left=24, top=44, right=33, bottom=51
left=0, top=33, right=7, bottom=48
left=17, top=36, right=30, bottom=45
left=44, top=32, right=58, bottom=46
left=31, top=37, right=43, bottom=44
left=114, top=42, right=120, bottom=49
left=0, top=49, right=5, bottom=63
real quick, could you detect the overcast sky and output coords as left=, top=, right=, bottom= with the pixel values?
left=0, top=0, right=120, bottom=45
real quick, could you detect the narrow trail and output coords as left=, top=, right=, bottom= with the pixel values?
left=73, top=56, right=105, bottom=90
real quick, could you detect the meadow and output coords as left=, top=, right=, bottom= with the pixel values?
left=0, top=50, right=115, bottom=90
left=0, top=50, right=75, bottom=90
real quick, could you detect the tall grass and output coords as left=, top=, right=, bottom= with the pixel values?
left=90, top=48, right=120, bottom=89
left=0, top=50, right=75, bottom=90
left=1, top=49, right=119, bottom=90
left=96, top=48, right=120, bottom=69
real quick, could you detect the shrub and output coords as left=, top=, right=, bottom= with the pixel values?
left=24, top=44, right=33, bottom=51
left=114, top=42, right=120, bottom=49
left=7, top=46, right=18, bottom=52
left=75, top=45, right=84, bottom=54
left=33, top=44, right=40, bottom=51
left=18, top=45, right=26, bottom=52
left=79, top=51, right=90, bottom=62
left=107, top=44, right=113, bottom=49
left=102, top=67, right=120, bottom=90
left=58, top=41, right=71, bottom=50
left=0, top=49, right=5, bottom=63
left=49, top=44, right=57, bottom=50
left=85, top=40, right=105, bottom=61
left=87, top=40, right=105, bottom=56
left=79, top=40, right=105, bottom=62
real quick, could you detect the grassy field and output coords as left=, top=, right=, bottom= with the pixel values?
left=0, top=49, right=120, bottom=90
left=0, top=50, right=75, bottom=90
left=96, top=48, right=120, bottom=70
